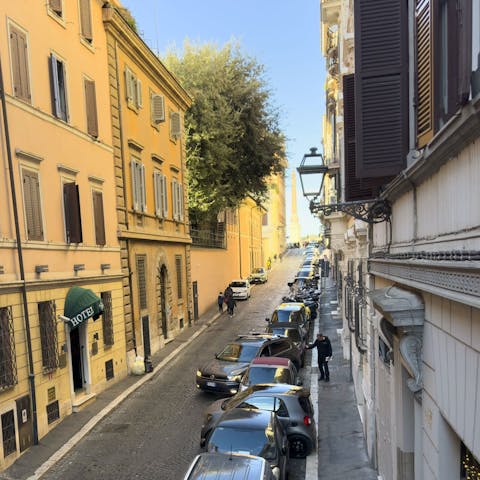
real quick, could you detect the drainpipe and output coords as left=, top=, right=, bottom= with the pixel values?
left=0, top=57, right=38, bottom=444
left=238, top=207, right=242, bottom=278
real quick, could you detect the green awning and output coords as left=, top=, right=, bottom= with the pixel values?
left=64, top=286, right=104, bottom=329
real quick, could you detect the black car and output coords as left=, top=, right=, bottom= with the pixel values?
left=196, top=334, right=303, bottom=395
left=204, top=408, right=289, bottom=480
left=264, top=324, right=308, bottom=367
left=201, top=384, right=316, bottom=459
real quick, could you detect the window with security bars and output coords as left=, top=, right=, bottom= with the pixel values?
left=105, top=359, right=114, bottom=381
left=0, top=307, right=17, bottom=390
left=38, top=301, right=58, bottom=372
left=1, top=410, right=16, bottom=457
left=136, top=255, right=147, bottom=310
left=101, top=292, right=114, bottom=346
left=175, top=255, right=183, bottom=299
left=46, top=401, right=59, bottom=424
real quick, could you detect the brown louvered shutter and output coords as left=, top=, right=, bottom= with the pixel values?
left=84, top=79, right=98, bottom=137
left=92, top=191, right=106, bottom=246
left=354, top=0, right=408, bottom=178
left=79, top=0, right=93, bottom=42
left=457, top=0, right=472, bottom=104
left=343, top=75, right=392, bottom=201
left=63, top=183, right=83, bottom=244
left=22, top=170, right=44, bottom=240
left=416, top=0, right=434, bottom=148
left=49, top=0, right=62, bottom=16
left=9, top=26, right=31, bottom=103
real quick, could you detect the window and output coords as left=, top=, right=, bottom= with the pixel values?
left=79, top=0, right=93, bottom=43
left=46, top=401, right=59, bottom=424
left=136, top=255, right=147, bottom=310
left=49, top=54, right=68, bottom=122
left=63, top=182, right=83, bottom=243
left=0, top=308, right=17, bottom=390
left=84, top=78, right=98, bottom=137
left=460, top=442, right=480, bottom=479
left=38, top=301, right=58, bottom=373
left=153, top=171, right=168, bottom=218
left=1, top=410, right=16, bottom=457
left=22, top=169, right=44, bottom=241
left=130, top=159, right=146, bottom=213
left=170, top=111, right=181, bottom=139
left=9, top=24, right=31, bottom=103
left=151, top=93, right=165, bottom=124
left=105, top=359, right=114, bottom=380
left=124, top=66, right=142, bottom=109
left=175, top=255, right=183, bottom=299
left=269, top=340, right=290, bottom=356
left=48, top=0, right=63, bottom=17
left=101, top=292, right=114, bottom=346
left=92, top=190, right=105, bottom=246
left=171, top=179, right=184, bottom=221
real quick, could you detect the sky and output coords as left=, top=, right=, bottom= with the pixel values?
left=120, top=0, right=326, bottom=238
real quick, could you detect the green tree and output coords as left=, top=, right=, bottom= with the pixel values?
left=164, top=42, right=285, bottom=224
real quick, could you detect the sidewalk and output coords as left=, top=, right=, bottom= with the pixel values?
left=312, top=278, right=377, bottom=480
left=2, top=305, right=223, bottom=480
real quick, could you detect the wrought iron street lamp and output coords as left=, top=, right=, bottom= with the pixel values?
left=297, top=147, right=391, bottom=224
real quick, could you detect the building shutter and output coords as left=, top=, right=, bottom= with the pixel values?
left=130, top=160, right=139, bottom=211
left=136, top=255, right=147, bottom=310
left=416, top=0, right=434, bottom=148
left=172, top=180, right=178, bottom=220
left=136, top=79, right=142, bottom=108
left=22, top=170, right=43, bottom=240
left=9, top=26, right=31, bottom=102
left=151, top=94, right=165, bottom=123
left=63, top=182, right=83, bottom=243
left=49, top=0, right=62, bottom=16
left=84, top=79, right=98, bottom=137
left=79, top=0, right=93, bottom=42
left=175, top=255, right=182, bottom=299
left=343, top=75, right=391, bottom=201
left=125, top=67, right=133, bottom=102
left=178, top=183, right=184, bottom=221
left=154, top=172, right=165, bottom=218
left=92, top=190, right=106, bottom=246
left=139, top=163, right=146, bottom=212
left=457, top=0, right=472, bottom=104
left=49, top=54, right=61, bottom=117
left=170, top=112, right=181, bottom=139
left=354, top=0, right=408, bottom=178
left=162, top=175, right=168, bottom=217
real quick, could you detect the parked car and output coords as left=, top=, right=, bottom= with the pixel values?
left=264, top=325, right=308, bottom=366
left=183, top=452, right=275, bottom=480
left=201, top=384, right=316, bottom=459
left=248, top=267, right=268, bottom=284
left=239, top=357, right=301, bottom=392
left=229, top=279, right=252, bottom=300
left=196, top=333, right=303, bottom=395
left=203, top=408, right=289, bottom=480
left=268, top=303, right=310, bottom=334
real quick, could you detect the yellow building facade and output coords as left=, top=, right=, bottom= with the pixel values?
left=103, top=3, right=193, bottom=367
left=0, top=0, right=126, bottom=467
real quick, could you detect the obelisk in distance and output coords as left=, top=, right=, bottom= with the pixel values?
left=289, top=170, right=301, bottom=244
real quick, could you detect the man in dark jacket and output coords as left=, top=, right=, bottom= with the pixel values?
left=306, top=333, right=332, bottom=381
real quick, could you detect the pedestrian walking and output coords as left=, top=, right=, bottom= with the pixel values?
left=217, top=291, right=224, bottom=313
left=266, top=257, right=272, bottom=270
left=226, top=296, right=236, bottom=317
left=306, top=333, right=332, bottom=381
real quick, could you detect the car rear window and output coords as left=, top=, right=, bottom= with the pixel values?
left=230, top=281, right=247, bottom=288
left=247, top=367, right=291, bottom=385
left=298, top=395, right=314, bottom=415
left=269, top=328, right=301, bottom=342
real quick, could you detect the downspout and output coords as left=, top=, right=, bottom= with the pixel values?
left=238, top=207, right=242, bottom=278
left=0, top=57, right=38, bottom=444
left=112, top=36, right=137, bottom=354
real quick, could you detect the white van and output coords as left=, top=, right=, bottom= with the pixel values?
left=184, top=452, right=275, bottom=480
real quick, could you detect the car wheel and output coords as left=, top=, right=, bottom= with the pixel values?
left=289, top=434, right=310, bottom=458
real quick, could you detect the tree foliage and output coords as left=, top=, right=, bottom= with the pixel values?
left=163, top=42, right=285, bottom=223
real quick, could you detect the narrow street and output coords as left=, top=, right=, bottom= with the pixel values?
left=40, top=251, right=309, bottom=480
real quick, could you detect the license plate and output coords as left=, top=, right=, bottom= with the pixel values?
left=206, top=381, right=216, bottom=387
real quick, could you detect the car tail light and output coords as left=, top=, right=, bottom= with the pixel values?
left=304, top=415, right=312, bottom=426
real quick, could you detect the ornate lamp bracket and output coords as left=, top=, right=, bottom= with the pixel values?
left=310, top=199, right=391, bottom=224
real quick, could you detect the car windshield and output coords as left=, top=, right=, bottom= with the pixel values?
left=230, top=281, right=247, bottom=288
left=217, top=343, right=259, bottom=362
left=207, top=427, right=277, bottom=460
left=246, top=367, right=291, bottom=385
left=253, top=268, right=264, bottom=274
left=269, top=328, right=301, bottom=342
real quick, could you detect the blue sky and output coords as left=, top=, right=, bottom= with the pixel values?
left=120, top=0, right=326, bottom=237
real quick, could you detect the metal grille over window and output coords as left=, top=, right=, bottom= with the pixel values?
left=1, top=410, right=16, bottom=457
left=136, top=255, right=147, bottom=309
left=105, top=359, right=114, bottom=381
left=175, top=255, right=183, bottom=299
left=38, top=301, right=59, bottom=372
left=0, top=307, right=17, bottom=390
left=101, top=292, right=114, bottom=346
left=46, top=401, right=60, bottom=424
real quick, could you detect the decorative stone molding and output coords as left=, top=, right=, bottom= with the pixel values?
left=399, top=328, right=423, bottom=392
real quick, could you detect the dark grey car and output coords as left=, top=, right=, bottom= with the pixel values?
left=196, top=334, right=303, bottom=395
left=204, top=409, right=289, bottom=480
left=201, top=384, right=316, bottom=458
